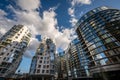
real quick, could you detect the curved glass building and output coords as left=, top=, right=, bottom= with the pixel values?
left=76, top=6, right=120, bottom=80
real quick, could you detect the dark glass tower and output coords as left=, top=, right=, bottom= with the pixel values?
left=76, top=6, right=120, bottom=80
left=66, top=38, right=90, bottom=79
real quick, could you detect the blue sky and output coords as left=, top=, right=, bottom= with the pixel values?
left=0, top=0, right=120, bottom=73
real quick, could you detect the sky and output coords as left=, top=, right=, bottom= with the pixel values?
left=0, top=0, right=120, bottom=73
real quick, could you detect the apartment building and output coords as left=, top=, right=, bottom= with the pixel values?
left=29, top=38, right=56, bottom=80
left=0, top=25, right=31, bottom=77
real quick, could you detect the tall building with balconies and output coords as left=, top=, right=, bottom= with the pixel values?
left=29, top=38, right=56, bottom=80
left=0, top=25, right=31, bottom=77
left=75, top=6, right=120, bottom=80
left=65, top=38, right=90, bottom=79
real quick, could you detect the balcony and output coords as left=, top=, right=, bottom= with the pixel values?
left=4, top=40, right=11, bottom=44
left=0, top=44, right=5, bottom=48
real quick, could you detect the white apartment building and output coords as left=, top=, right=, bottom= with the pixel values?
left=0, top=25, right=31, bottom=77
left=30, top=38, right=56, bottom=80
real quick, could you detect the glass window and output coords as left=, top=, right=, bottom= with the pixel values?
left=7, top=53, right=9, bottom=56
left=106, top=42, right=118, bottom=49
left=95, top=42, right=103, bottom=47
left=46, top=70, right=49, bottom=73
left=43, top=65, right=46, bottom=68
left=37, top=69, right=40, bottom=73
left=42, top=70, right=45, bottom=73
left=94, top=37, right=100, bottom=42
left=114, top=48, right=120, bottom=54
left=115, top=42, right=120, bottom=46
left=110, top=56, right=119, bottom=63
left=108, top=50, right=116, bottom=55
left=101, top=34, right=108, bottom=39
left=100, top=59, right=106, bottom=65
left=38, top=65, right=41, bottom=68
left=39, top=60, right=42, bottom=63
left=47, top=65, right=49, bottom=68
left=41, top=57, right=43, bottom=59
left=105, top=38, right=112, bottom=43
left=100, top=53, right=106, bottom=58
left=44, top=61, right=46, bottom=64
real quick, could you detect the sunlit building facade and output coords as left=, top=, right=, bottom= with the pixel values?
left=0, top=25, right=31, bottom=77
left=76, top=6, right=120, bottom=80
left=29, top=38, right=56, bottom=80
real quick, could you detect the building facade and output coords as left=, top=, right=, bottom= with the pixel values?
left=0, top=25, right=31, bottom=77
left=54, top=52, right=67, bottom=80
left=65, top=38, right=91, bottom=79
left=75, top=6, right=120, bottom=80
left=29, top=38, right=56, bottom=80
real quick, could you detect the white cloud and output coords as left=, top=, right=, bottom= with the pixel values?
left=0, top=9, right=17, bottom=38
left=0, top=0, right=73, bottom=58
left=68, top=7, right=75, bottom=17
left=68, top=7, right=78, bottom=27
left=71, top=0, right=92, bottom=6
left=69, top=18, right=78, bottom=27
left=24, top=38, right=40, bottom=58
left=68, top=0, right=93, bottom=27
left=0, top=28, right=6, bottom=35
left=0, top=9, right=7, bottom=16
left=17, top=0, right=40, bottom=11
left=27, top=38, right=40, bottom=52
left=24, top=50, right=33, bottom=58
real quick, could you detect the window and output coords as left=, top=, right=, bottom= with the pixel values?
left=44, top=61, right=46, bottom=64
left=39, top=60, right=42, bottom=63
left=3, top=57, right=6, bottom=60
left=105, top=38, right=112, bottom=43
left=44, top=57, right=46, bottom=59
left=0, top=52, right=4, bottom=55
left=46, top=70, right=49, bottom=73
left=41, top=57, right=43, bottom=59
left=108, top=50, right=116, bottom=55
left=15, top=36, right=18, bottom=39
left=47, top=65, right=49, bottom=68
left=42, top=70, right=45, bottom=73
left=38, top=65, right=41, bottom=68
left=111, top=56, right=119, bottom=63
left=52, top=65, right=54, bottom=68
left=95, top=42, right=103, bottom=47
left=7, top=53, right=9, bottom=56
left=37, top=69, right=40, bottom=73
left=11, top=49, right=13, bottom=52
left=114, top=48, right=120, bottom=54
left=43, top=65, right=46, bottom=68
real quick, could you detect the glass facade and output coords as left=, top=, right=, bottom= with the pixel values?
left=66, top=38, right=90, bottom=78
left=76, top=6, right=120, bottom=80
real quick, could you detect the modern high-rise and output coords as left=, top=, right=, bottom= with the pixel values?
left=29, top=38, right=56, bottom=80
left=65, top=38, right=90, bottom=79
left=54, top=51, right=67, bottom=80
left=75, top=6, right=120, bottom=80
left=0, top=25, right=31, bottom=77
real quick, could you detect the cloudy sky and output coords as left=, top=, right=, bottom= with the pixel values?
left=0, top=0, right=120, bottom=73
